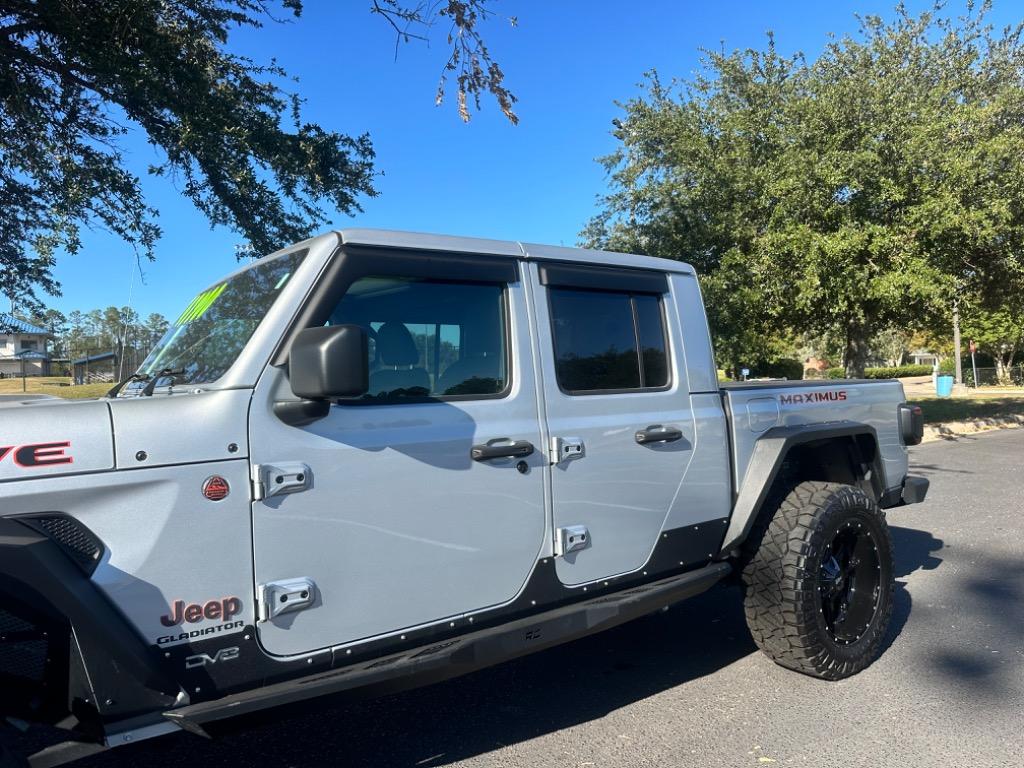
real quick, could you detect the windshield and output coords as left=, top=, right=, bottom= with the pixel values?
left=136, top=249, right=307, bottom=387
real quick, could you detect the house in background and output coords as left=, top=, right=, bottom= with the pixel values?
left=0, top=314, right=51, bottom=377
left=804, top=355, right=831, bottom=376
left=910, top=349, right=940, bottom=368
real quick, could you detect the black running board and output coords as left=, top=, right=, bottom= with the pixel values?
left=165, top=562, right=731, bottom=732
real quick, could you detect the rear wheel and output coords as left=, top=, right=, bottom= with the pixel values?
left=741, top=481, right=895, bottom=679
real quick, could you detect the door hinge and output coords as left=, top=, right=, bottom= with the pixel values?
left=257, top=577, right=317, bottom=622
left=554, top=525, right=590, bottom=557
left=549, top=436, right=585, bottom=465
left=251, top=462, right=312, bottom=502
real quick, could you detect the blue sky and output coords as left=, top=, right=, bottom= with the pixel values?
left=49, top=0, right=1016, bottom=319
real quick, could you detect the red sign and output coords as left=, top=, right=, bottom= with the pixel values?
left=202, top=475, right=230, bottom=501
left=969, top=340, right=977, bottom=354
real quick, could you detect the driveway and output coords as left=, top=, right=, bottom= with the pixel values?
left=63, top=429, right=1024, bottom=767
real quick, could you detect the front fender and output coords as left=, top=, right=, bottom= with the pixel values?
left=0, top=516, right=179, bottom=726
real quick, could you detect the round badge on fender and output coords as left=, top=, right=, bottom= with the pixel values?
left=202, top=476, right=230, bottom=501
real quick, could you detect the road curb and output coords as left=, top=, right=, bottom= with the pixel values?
left=922, top=414, right=1024, bottom=442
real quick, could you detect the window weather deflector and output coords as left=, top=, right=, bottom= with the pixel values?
left=537, top=262, right=668, bottom=294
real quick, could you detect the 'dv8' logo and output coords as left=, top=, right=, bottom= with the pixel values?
left=185, top=646, right=240, bottom=669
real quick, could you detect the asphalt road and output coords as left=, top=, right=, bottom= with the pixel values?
left=68, top=429, right=1024, bottom=767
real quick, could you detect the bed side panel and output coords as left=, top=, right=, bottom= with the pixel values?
left=724, top=380, right=908, bottom=495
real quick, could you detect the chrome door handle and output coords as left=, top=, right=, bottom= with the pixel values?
left=471, top=439, right=535, bottom=461
left=635, top=425, right=683, bottom=445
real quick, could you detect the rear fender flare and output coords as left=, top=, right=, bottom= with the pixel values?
left=719, top=422, right=883, bottom=555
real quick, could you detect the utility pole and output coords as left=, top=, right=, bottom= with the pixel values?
left=952, top=295, right=963, bottom=386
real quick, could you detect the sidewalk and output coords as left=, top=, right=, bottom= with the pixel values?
left=923, top=413, right=1024, bottom=442
left=901, top=374, right=1024, bottom=399
left=893, top=375, right=1024, bottom=441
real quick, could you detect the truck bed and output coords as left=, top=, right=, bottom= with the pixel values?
left=720, top=378, right=878, bottom=390
left=720, top=377, right=908, bottom=501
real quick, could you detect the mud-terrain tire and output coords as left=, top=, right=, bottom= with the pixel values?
left=741, top=481, right=895, bottom=679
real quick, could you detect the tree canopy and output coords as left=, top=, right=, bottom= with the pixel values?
left=0, top=0, right=514, bottom=316
left=21, top=304, right=169, bottom=377
left=961, top=294, right=1024, bottom=379
left=584, top=2, right=1024, bottom=377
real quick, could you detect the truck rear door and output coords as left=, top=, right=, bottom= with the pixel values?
left=526, top=259, right=731, bottom=585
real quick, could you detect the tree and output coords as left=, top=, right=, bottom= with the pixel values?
left=143, top=313, right=170, bottom=350
left=584, top=3, right=1024, bottom=377
left=1, top=1, right=515, bottom=313
left=577, top=53, right=809, bottom=377
left=55, top=304, right=169, bottom=372
left=369, top=1, right=518, bottom=124
left=27, top=307, right=67, bottom=356
left=962, top=300, right=1024, bottom=382
left=871, top=327, right=911, bottom=368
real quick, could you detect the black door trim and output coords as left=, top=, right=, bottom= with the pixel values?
left=271, top=245, right=518, bottom=368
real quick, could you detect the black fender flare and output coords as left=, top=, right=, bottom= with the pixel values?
left=719, top=422, right=884, bottom=555
left=0, top=516, right=180, bottom=726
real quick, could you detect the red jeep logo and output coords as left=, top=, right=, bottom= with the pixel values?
left=0, top=441, right=73, bottom=468
left=161, top=597, right=243, bottom=627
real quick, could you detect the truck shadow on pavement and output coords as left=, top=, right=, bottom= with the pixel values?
left=890, top=525, right=944, bottom=579
left=85, top=526, right=946, bottom=768
left=927, top=553, right=1023, bottom=698
left=878, top=525, right=943, bottom=658
left=889, top=522, right=1021, bottom=701
left=907, top=461, right=973, bottom=474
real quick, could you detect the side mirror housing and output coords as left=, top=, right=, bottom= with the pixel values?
left=288, top=325, right=369, bottom=400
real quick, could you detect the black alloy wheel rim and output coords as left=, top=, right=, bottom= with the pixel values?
left=818, top=519, right=882, bottom=645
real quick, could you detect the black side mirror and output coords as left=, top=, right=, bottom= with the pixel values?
left=288, top=325, right=369, bottom=400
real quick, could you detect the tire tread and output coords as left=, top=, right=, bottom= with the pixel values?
left=741, top=481, right=895, bottom=680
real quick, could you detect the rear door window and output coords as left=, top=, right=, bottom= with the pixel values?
left=548, top=288, right=669, bottom=394
left=634, top=293, right=670, bottom=387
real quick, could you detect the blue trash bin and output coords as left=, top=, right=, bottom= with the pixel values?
left=935, top=374, right=954, bottom=397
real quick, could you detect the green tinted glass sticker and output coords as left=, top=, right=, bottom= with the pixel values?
left=175, top=283, right=227, bottom=326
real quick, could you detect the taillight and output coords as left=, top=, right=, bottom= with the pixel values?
left=898, top=403, right=924, bottom=446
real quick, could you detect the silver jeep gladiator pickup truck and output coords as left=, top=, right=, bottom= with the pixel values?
left=0, top=230, right=927, bottom=766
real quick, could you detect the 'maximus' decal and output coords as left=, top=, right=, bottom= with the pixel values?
left=779, top=391, right=848, bottom=406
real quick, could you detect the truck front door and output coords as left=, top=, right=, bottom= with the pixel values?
left=249, top=251, right=546, bottom=657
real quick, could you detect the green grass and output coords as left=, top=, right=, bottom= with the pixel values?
left=912, top=395, right=1024, bottom=425
left=0, top=376, right=110, bottom=399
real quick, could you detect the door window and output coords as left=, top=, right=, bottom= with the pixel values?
left=328, top=277, right=508, bottom=401
left=548, top=287, right=670, bottom=394
left=634, top=293, right=670, bottom=387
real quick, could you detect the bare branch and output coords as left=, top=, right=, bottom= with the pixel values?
left=370, top=0, right=518, bottom=123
